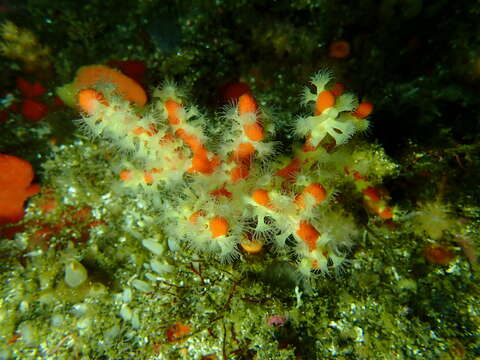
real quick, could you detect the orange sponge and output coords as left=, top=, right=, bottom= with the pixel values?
left=0, top=154, right=40, bottom=224
left=75, top=65, right=147, bottom=108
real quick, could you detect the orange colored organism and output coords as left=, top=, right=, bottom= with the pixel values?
left=240, top=237, right=264, bottom=254
left=353, top=101, right=373, bottom=119
left=328, top=40, right=351, bottom=59
left=166, top=322, right=191, bottom=342
left=56, top=64, right=147, bottom=112
left=77, top=88, right=109, bottom=115
left=0, top=154, right=40, bottom=224
left=74, top=65, right=147, bottom=108
left=424, top=243, right=456, bottom=265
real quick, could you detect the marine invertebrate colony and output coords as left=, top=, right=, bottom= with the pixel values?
left=0, top=154, right=40, bottom=224
left=72, top=67, right=393, bottom=277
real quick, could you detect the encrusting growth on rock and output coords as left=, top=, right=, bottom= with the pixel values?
left=0, top=154, right=40, bottom=224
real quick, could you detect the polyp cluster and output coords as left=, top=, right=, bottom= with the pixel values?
left=73, top=66, right=388, bottom=278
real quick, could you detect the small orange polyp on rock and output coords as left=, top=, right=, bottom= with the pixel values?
left=209, top=216, right=229, bottom=238
left=315, top=90, right=336, bottom=115
left=238, top=93, right=258, bottom=114
left=353, top=101, right=373, bottom=119
left=295, top=183, right=327, bottom=208
left=233, top=142, right=256, bottom=162
left=296, top=221, right=320, bottom=251
left=302, top=136, right=317, bottom=152
left=119, top=170, right=132, bottom=182
left=276, top=159, right=301, bottom=180
left=166, top=322, right=191, bottom=342
left=424, top=243, right=455, bottom=265
left=230, top=164, right=249, bottom=182
left=251, top=189, right=272, bottom=208
left=175, top=128, right=203, bottom=153
left=189, top=210, right=206, bottom=225
left=379, top=207, right=393, bottom=219
left=143, top=169, right=162, bottom=184
left=240, top=238, right=264, bottom=254
left=362, top=186, right=380, bottom=203
left=331, top=82, right=345, bottom=97
left=191, top=149, right=219, bottom=174
left=78, top=88, right=109, bottom=115
left=165, top=99, right=182, bottom=125
left=238, top=93, right=265, bottom=141
left=243, top=122, right=264, bottom=142
left=210, top=186, right=232, bottom=199
left=328, top=40, right=351, bottom=59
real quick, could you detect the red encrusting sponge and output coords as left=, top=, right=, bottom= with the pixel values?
left=0, top=154, right=40, bottom=224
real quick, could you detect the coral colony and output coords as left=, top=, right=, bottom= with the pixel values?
left=64, top=65, right=391, bottom=278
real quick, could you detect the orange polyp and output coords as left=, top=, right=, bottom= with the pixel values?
left=159, top=133, right=175, bottom=145
left=353, top=101, right=373, bottom=119
left=296, top=221, right=320, bottom=251
left=119, top=170, right=132, bottom=181
left=238, top=93, right=258, bottom=115
left=363, top=186, right=380, bottom=203
left=379, top=207, right=393, bottom=219
left=315, top=90, right=336, bottom=115
left=251, top=189, right=271, bottom=208
left=328, top=40, right=351, bottom=59
left=295, top=183, right=327, bottom=208
left=77, top=88, right=109, bottom=115
left=230, top=164, right=249, bottom=182
left=303, top=183, right=327, bottom=205
left=209, top=216, right=229, bottom=238
left=352, top=171, right=366, bottom=181
left=207, top=154, right=220, bottom=173
left=175, top=128, right=203, bottom=153
left=148, top=123, right=158, bottom=135
left=424, top=243, right=455, bottom=265
left=132, top=126, right=153, bottom=136
left=165, top=100, right=182, bottom=125
left=189, top=210, right=206, bottom=225
left=210, top=186, right=232, bottom=198
left=302, top=136, right=316, bottom=152
left=275, top=159, right=301, bottom=179
left=191, top=150, right=219, bottom=174
left=191, top=150, right=211, bottom=173
left=331, top=82, right=345, bottom=97
left=132, top=127, right=146, bottom=135
left=243, top=122, right=264, bottom=142
left=240, top=238, right=263, bottom=254
left=234, top=142, right=256, bottom=162
left=166, top=322, right=191, bottom=342
left=143, top=168, right=162, bottom=184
